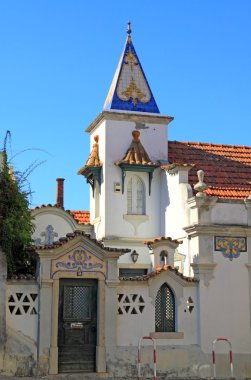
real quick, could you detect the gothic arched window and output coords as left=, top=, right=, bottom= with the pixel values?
left=155, top=283, right=175, bottom=332
left=127, top=176, right=145, bottom=215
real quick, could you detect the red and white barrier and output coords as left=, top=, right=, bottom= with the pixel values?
left=212, top=338, right=234, bottom=379
left=138, top=336, right=157, bottom=380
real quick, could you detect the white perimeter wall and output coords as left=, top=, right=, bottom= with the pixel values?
left=6, top=281, right=38, bottom=356
left=117, top=273, right=198, bottom=346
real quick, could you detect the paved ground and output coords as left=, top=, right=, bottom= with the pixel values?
left=0, top=375, right=243, bottom=380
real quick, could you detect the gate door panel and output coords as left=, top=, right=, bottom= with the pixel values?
left=58, top=279, right=97, bottom=373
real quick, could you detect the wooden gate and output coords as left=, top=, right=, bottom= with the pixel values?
left=58, top=279, right=97, bottom=373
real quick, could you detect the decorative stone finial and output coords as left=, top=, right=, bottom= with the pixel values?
left=127, top=21, right=131, bottom=35
left=194, top=169, right=208, bottom=197
left=86, top=135, right=101, bottom=167
left=132, top=130, right=140, bottom=141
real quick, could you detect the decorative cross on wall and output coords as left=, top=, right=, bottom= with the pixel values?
left=35, top=225, right=58, bottom=245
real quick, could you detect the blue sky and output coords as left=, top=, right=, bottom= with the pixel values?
left=1, top=1, right=251, bottom=210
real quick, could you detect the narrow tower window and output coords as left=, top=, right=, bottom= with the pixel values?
left=127, top=178, right=133, bottom=214
left=127, top=176, right=145, bottom=215
left=94, top=182, right=100, bottom=218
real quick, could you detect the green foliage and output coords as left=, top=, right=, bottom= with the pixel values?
left=0, top=149, right=36, bottom=278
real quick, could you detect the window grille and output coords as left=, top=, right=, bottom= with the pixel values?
left=63, top=285, right=91, bottom=320
left=155, top=283, right=175, bottom=332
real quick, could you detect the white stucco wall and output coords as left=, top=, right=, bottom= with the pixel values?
left=198, top=251, right=251, bottom=353
left=103, top=240, right=152, bottom=268
left=117, top=284, right=154, bottom=346
left=6, top=281, right=39, bottom=354
left=165, top=170, right=192, bottom=240
left=211, top=202, right=247, bottom=225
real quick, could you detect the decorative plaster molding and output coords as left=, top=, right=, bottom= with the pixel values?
left=191, top=263, right=217, bottom=286
left=123, top=214, right=149, bottom=235
left=51, top=248, right=106, bottom=279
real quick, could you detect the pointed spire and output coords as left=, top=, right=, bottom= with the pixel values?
left=103, top=23, right=160, bottom=114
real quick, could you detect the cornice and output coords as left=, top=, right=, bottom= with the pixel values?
left=184, top=224, right=251, bottom=236
left=85, top=110, right=173, bottom=133
left=187, top=196, right=218, bottom=209
left=144, top=237, right=182, bottom=249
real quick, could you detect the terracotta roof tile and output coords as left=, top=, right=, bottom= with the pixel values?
left=70, top=210, right=90, bottom=224
left=85, top=135, right=101, bottom=167
left=168, top=141, right=251, bottom=200
left=144, top=236, right=182, bottom=246
left=35, top=230, right=130, bottom=252
left=33, top=204, right=91, bottom=225
left=119, top=264, right=198, bottom=283
left=116, top=130, right=159, bottom=166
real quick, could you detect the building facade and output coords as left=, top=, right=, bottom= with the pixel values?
left=1, top=25, right=251, bottom=378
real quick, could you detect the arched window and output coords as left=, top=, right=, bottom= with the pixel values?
left=127, top=176, right=145, bottom=215
left=155, top=283, right=175, bottom=332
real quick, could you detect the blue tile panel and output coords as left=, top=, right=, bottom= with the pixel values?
left=103, top=36, right=160, bottom=114
left=215, top=236, right=247, bottom=261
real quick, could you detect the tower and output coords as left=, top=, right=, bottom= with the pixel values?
left=78, top=23, right=173, bottom=246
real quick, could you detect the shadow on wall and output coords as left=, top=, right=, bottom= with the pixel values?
left=160, top=171, right=170, bottom=236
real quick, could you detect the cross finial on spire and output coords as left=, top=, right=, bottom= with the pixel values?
left=127, top=21, right=131, bottom=35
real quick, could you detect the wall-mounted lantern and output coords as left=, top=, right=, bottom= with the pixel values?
left=131, top=250, right=139, bottom=263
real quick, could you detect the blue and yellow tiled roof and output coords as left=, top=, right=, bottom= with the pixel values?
left=103, top=23, right=160, bottom=114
